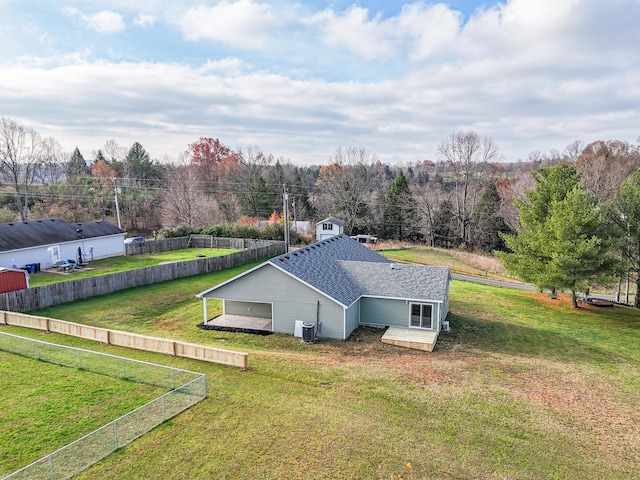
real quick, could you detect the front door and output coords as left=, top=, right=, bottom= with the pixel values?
left=410, top=303, right=433, bottom=329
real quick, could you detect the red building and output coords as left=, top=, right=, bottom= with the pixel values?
left=0, top=267, right=29, bottom=294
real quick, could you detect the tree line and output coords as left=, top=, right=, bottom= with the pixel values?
left=2, top=116, right=640, bottom=302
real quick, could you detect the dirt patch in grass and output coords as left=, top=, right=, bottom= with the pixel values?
left=530, top=292, right=572, bottom=309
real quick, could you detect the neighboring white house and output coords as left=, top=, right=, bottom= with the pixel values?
left=0, top=218, right=126, bottom=270
left=196, top=234, right=452, bottom=350
left=315, top=217, right=344, bottom=241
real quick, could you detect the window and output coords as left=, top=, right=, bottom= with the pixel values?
left=410, top=303, right=433, bottom=329
left=322, top=223, right=333, bottom=231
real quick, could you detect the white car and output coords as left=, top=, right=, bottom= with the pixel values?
left=124, top=237, right=145, bottom=244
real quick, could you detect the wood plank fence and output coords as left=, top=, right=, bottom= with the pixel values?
left=0, top=242, right=286, bottom=312
left=0, top=311, right=248, bottom=368
left=125, top=235, right=279, bottom=255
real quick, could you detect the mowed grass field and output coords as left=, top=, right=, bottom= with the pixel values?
left=27, top=247, right=239, bottom=287
left=0, top=351, right=166, bottom=476
left=2, top=248, right=639, bottom=479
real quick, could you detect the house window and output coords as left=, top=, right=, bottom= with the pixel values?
left=322, top=223, right=333, bottom=231
left=410, top=303, right=433, bottom=329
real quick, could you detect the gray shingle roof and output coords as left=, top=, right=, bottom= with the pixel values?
left=269, top=234, right=391, bottom=306
left=0, top=218, right=125, bottom=252
left=338, top=261, right=451, bottom=302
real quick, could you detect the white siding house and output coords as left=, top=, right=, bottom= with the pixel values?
left=0, top=218, right=126, bottom=270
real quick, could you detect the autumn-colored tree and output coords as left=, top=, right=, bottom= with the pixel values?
left=188, top=137, right=238, bottom=188
left=269, top=210, right=281, bottom=224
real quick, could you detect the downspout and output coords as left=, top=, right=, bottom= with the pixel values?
left=203, top=298, right=208, bottom=325
left=315, top=301, right=320, bottom=336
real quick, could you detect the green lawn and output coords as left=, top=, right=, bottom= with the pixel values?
left=0, top=351, right=165, bottom=476
left=379, top=246, right=512, bottom=280
left=28, top=248, right=239, bottom=287
left=3, top=259, right=639, bottom=478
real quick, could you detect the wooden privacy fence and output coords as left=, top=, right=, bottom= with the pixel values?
left=125, top=235, right=280, bottom=255
left=0, top=242, right=286, bottom=312
left=0, top=310, right=248, bottom=368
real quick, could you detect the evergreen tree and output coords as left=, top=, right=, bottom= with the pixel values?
left=266, top=161, right=287, bottom=214
left=118, top=142, right=165, bottom=185
left=240, top=175, right=272, bottom=218
left=497, top=164, right=619, bottom=307
left=95, top=149, right=106, bottom=162
left=290, top=167, right=315, bottom=220
left=470, top=182, right=512, bottom=253
left=432, top=199, right=460, bottom=248
left=381, top=170, right=419, bottom=241
left=66, top=147, right=90, bottom=179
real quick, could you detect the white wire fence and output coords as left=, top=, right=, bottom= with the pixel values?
left=0, top=331, right=207, bottom=480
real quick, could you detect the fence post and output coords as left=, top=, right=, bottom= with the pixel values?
left=203, top=375, right=207, bottom=399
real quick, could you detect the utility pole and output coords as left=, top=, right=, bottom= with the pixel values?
left=283, top=185, right=290, bottom=252
left=114, top=180, right=122, bottom=229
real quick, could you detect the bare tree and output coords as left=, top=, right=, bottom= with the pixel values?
left=100, top=139, right=126, bottom=163
left=0, top=117, right=44, bottom=220
left=161, top=164, right=222, bottom=228
left=38, top=136, right=65, bottom=184
left=413, top=180, right=448, bottom=246
left=576, top=140, right=640, bottom=204
left=314, top=146, right=377, bottom=235
left=234, top=147, right=273, bottom=217
left=436, top=131, right=500, bottom=244
left=563, top=140, right=584, bottom=163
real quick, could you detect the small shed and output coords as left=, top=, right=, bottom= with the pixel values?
left=315, top=217, right=344, bottom=241
left=0, top=267, right=29, bottom=294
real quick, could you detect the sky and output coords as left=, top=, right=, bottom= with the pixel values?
left=0, top=0, right=639, bottom=165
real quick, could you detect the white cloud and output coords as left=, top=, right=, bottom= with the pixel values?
left=198, top=58, right=251, bottom=76
left=396, top=3, right=462, bottom=61
left=1, top=54, right=637, bottom=164
left=63, top=7, right=126, bottom=34
left=313, top=6, right=395, bottom=60
left=1, top=1, right=639, bottom=164
left=178, top=0, right=275, bottom=49
left=133, top=12, right=157, bottom=28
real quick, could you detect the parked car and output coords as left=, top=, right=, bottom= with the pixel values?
left=124, top=237, right=145, bottom=244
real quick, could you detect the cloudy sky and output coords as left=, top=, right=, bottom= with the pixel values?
left=1, top=0, right=638, bottom=165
